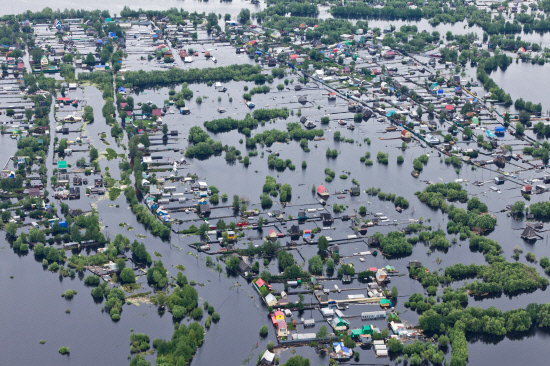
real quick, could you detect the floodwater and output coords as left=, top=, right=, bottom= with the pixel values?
left=2, top=4, right=550, bottom=366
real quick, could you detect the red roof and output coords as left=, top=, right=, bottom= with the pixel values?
left=368, top=267, right=377, bottom=272
left=256, top=278, right=267, bottom=288
left=274, top=311, right=284, bottom=318
left=317, top=185, right=328, bottom=195
left=56, top=97, right=71, bottom=101
left=120, top=102, right=128, bottom=108
left=126, top=111, right=132, bottom=116
left=523, top=185, right=532, bottom=191
left=276, top=320, right=288, bottom=330
left=152, top=109, right=162, bottom=117
left=17, top=62, right=24, bottom=69
left=445, top=105, right=454, bottom=110
left=303, top=230, right=312, bottom=234
left=290, top=54, right=299, bottom=59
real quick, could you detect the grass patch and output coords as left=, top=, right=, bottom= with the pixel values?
left=175, top=264, right=185, bottom=271
left=125, top=291, right=152, bottom=300
left=154, top=251, right=162, bottom=257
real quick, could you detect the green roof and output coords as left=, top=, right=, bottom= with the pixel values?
left=58, top=161, right=67, bottom=169
left=471, top=117, right=480, bottom=124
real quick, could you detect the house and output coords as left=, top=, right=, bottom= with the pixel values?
left=226, top=230, right=236, bottom=241
left=331, top=317, right=350, bottom=330
left=268, top=228, right=278, bottom=241
left=276, top=320, right=288, bottom=337
left=494, top=176, right=504, bottom=185
left=350, top=186, right=360, bottom=196
left=69, top=187, right=80, bottom=199
left=57, top=160, right=67, bottom=172
left=255, top=278, right=272, bottom=292
left=401, top=129, right=412, bottom=140
left=521, top=185, right=532, bottom=194
left=495, top=126, right=505, bottom=136
left=260, top=350, right=275, bottom=366
left=28, top=187, right=42, bottom=198
left=521, top=226, right=538, bottom=242
left=320, top=212, right=333, bottom=225
left=273, top=310, right=285, bottom=322
left=332, top=342, right=353, bottom=360
left=407, top=260, right=422, bottom=269
left=265, top=293, right=278, bottom=307
left=94, top=178, right=103, bottom=187
left=331, top=244, right=340, bottom=255
left=290, top=225, right=300, bottom=237
left=73, top=176, right=82, bottom=185
left=198, top=204, right=211, bottom=217
left=361, top=311, right=386, bottom=320
left=352, top=325, right=374, bottom=339
left=317, top=184, right=329, bottom=199
left=297, top=210, right=307, bottom=220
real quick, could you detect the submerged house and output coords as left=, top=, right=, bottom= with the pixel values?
left=317, top=184, right=329, bottom=199
left=521, top=226, right=538, bottom=242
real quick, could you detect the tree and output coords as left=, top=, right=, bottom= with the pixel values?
left=515, top=122, right=525, bottom=135
left=519, top=110, right=530, bottom=124
left=416, top=106, right=423, bottom=118
left=5, top=222, right=17, bottom=237
left=58, top=139, right=68, bottom=154
left=427, top=103, right=435, bottom=116
left=238, top=8, right=250, bottom=23
left=1, top=210, right=11, bottom=222
left=317, top=235, right=329, bottom=252
left=388, top=338, right=403, bottom=353
left=260, top=325, right=268, bottom=337
left=316, top=325, right=328, bottom=339
left=90, top=146, right=99, bottom=161
left=391, top=286, right=398, bottom=298
left=162, top=124, right=168, bottom=135
left=116, top=258, right=126, bottom=272
left=120, top=267, right=136, bottom=284
left=85, top=52, right=95, bottom=67
left=308, top=255, right=323, bottom=274
left=232, top=195, right=240, bottom=210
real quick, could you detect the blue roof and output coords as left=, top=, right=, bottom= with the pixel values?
left=96, top=39, right=103, bottom=44
left=495, top=126, right=505, bottom=131
left=118, top=87, right=126, bottom=92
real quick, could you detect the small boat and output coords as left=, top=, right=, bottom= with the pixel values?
left=294, top=85, right=302, bottom=91
left=339, top=119, right=347, bottom=126
left=304, top=121, right=316, bottom=129
left=386, top=126, right=397, bottom=132
left=328, top=92, right=336, bottom=101
left=245, top=101, right=255, bottom=109
left=217, top=108, right=226, bottom=113
left=298, top=95, right=307, bottom=105
left=347, top=125, right=355, bottom=130
left=212, top=57, right=217, bottom=63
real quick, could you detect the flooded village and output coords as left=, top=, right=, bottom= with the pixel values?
left=3, top=2, right=550, bottom=366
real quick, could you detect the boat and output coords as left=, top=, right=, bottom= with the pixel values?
left=347, top=125, right=355, bottom=130
left=294, top=85, right=302, bottom=91
left=245, top=101, right=255, bottom=109
left=339, top=119, right=347, bottom=126
left=328, top=92, right=336, bottom=101
left=298, top=95, right=307, bottom=105
left=217, top=108, right=226, bottom=113
left=212, top=57, right=217, bottom=63
left=386, top=126, right=397, bottom=132
left=304, top=121, right=316, bottom=129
